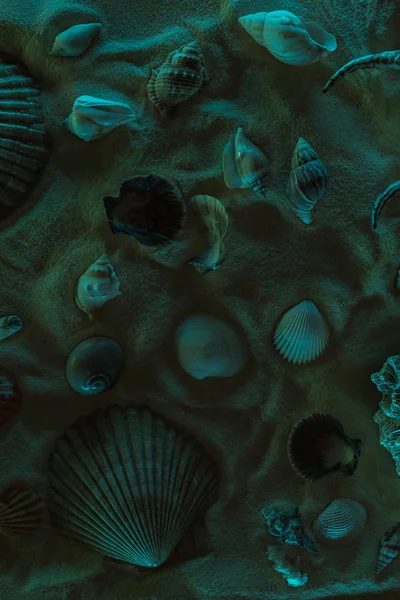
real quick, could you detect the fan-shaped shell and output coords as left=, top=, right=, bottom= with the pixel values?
left=75, top=253, right=121, bottom=316
left=239, top=10, right=337, bottom=66
left=175, top=314, right=246, bottom=379
left=103, top=174, right=186, bottom=247
left=377, top=523, right=400, bottom=573
left=51, top=23, right=102, bottom=57
left=48, top=405, right=218, bottom=567
left=313, top=498, right=366, bottom=546
left=147, top=41, right=209, bottom=116
left=0, top=372, right=21, bottom=427
left=0, top=315, right=22, bottom=341
left=0, top=54, right=51, bottom=221
left=223, top=127, right=269, bottom=197
left=287, top=413, right=362, bottom=481
left=188, top=195, right=229, bottom=273
left=65, top=336, right=124, bottom=395
left=287, top=138, right=327, bottom=224
left=273, top=300, right=329, bottom=364
left=0, top=487, right=44, bottom=537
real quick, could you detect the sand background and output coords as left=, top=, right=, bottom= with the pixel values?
left=0, top=0, right=400, bottom=598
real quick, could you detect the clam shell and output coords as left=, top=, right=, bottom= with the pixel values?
left=75, top=253, right=121, bottom=316
left=0, top=315, right=22, bottom=341
left=287, top=413, right=362, bottom=481
left=175, top=314, right=246, bottom=379
left=273, top=300, right=329, bottom=365
left=188, top=195, right=229, bottom=273
left=103, top=174, right=186, bottom=247
left=313, top=498, right=366, bottom=546
left=0, top=487, right=44, bottom=537
left=51, top=23, right=102, bottom=57
left=65, top=336, right=124, bottom=395
left=377, top=523, right=400, bottom=573
left=0, top=372, right=21, bottom=427
left=48, top=405, right=218, bottom=567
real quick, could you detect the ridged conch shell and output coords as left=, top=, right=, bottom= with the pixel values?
left=175, top=314, right=246, bottom=379
left=0, top=372, right=21, bottom=427
left=51, top=23, right=102, bottom=57
left=312, top=498, right=366, bottom=546
left=103, top=174, right=186, bottom=247
left=323, top=51, right=400, bottom=94
left=0, top=487, right=44, bottom=537
left=48, top=405, right=218, bottom=567
left=0, top=54, right=51, bottom=221
left=64, top=95, right=136, bottom=142
left=239, top=10, right=337, bottom=66
left=223, top=127, right=269, bottom=197
left=377, top=523, right=400, bottom=573
left=0, top=315, right=22, bottom=341
left=287, top=413, right=362, bottom=481
left=371, top=180, right=400, bottom=230
left=188, top=195, right=229, bottom=274
left=65, top=336, right=124, bottom=395
left=273, top=300, right=329, bottom=364
left=75, top=253, right=121, bottom=316
left=147, top=41, right=209, bottom=116
left=287, top=138, right=327, bottom=224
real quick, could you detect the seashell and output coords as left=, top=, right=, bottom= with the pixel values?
left=0, top=315, right=22, bottom=341
left=239, top=10, right=337, bottom=66
left=0, top=372, right=21, bottom=427
left=0, top=54, right=51, bottom=221
left=287, top=413, right=362, bottom=481
left=147, top=41, right=208, bottom=116
left=273, top=300, right=329, bottom=365
left=188, top=195, right=229, bottom=274
left=223, top=127, right=269, bottom=197
left=103, top=174, right=186, bottom=247
left=323, top=50, right=400, bottom=94
left=312, top=498, right=366, bottom=546
left=0, top=487, right=44, bottom=537
left=377, top=523, right=400, bottom=573
left=175, top=314, right=246, bottom=379
left=262, top=506, right=317, bottom=553
left=371, top=180, right=400, bottom=230
left=371, top=355, right=400, bottom=395
left=373, top=408, right=400, bottom=476
left=287, top=138, right=327, bottom=224
left=75, top=253, right=121, bottom=316
left=267, top=545, right=308, bottom=587
left=51, top=23, right=102, bottom=57
left=65, top=336, right=124, bottom=395
left=48, top=405, right=218, bottom=567
left=64, top=95, right=136, bottom=142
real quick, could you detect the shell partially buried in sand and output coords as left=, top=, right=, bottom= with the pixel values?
left=312, top=498, right=367, bottom=546
left=0, top=487, right=44, bottom=537
left=51, top=23, right=102, bottom=57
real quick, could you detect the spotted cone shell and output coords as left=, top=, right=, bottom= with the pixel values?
left=75, top=253, right=121, bottom=316
left=377, top=523, right=400, bottom=573
left=0, top=487, right=44, bottom=537
left=313, top=498, right=366, bottom=546
left=0, top=372, right=21, bottom=427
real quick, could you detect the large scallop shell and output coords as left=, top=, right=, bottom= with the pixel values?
left=0, top=487, right=44, bottom=537
left=0, top=315, right=22, bottom=341
left=65, top=336, right=124, bottom=395
left=48, top=405, right=218, bottom=567
left=377, top=523, right=400, bottom=573
left=51, top=23, right=102, bottom=57
left=147, top=41, right=209, bottom=116
left=0, top=54, right=51, bottom=221
left=273, top=300, right=329, bottom=365
left=75, top=253, right=121, bottom=316
left=238, top=10, right=337, bottom=66
left=188, top=195, right=229, bottom=274
left=175, top=314, right=246, bottom=379
left=223, top=127, right=269, bottom=198
left=0, top=372, right=21, bottom=427
left=312, top=498, right=366, bottom=546
left=287, top=413, right=362, bottom=481
left=103, top=174, right=186, bottom=247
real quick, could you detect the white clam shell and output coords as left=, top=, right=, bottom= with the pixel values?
left=223, top=127, right=269, bottom=197
left=239, top=10, right=337, bottom=66
left=313, top=498, right=366, bottom=546
left=51, top=23, right=102, bottom=57
left=188, top=195, right=229, bottom=273
left=75, top=253, right=121, bottom=316
left=0, top=316, right=22, bottom=341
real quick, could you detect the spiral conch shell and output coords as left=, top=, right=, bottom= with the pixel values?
left=223, top=127, right=269, bottom=198
left=64, top=95, right=136, bottom=141
left=51, top=23, right=102, bottom=57
left=75, top=254, right=121, bottom=317
left=239, top=10, right=337, bottom=66
left=188, top=195, right=229, bottom=274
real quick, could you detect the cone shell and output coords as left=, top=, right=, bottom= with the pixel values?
left=0, top=487, right=44, bottom=537
left=48, top=405, right=218, bottom=567
left=51, top=23, right=102, bottom=57
left=273, top=300, right=329, bottom=365
left=0, top=372, right=21, bottom=427
left=75, top=253, right=121, bottom=316
left=0, top=315, right=22, bottom=341
left=287, top=413, right=362, bottom=481
left=103, top=174, right=186, bottom=247
left=188, top=195, right=229, bottom=273
left=377, top=523, right=400, bottom=573
left=175, top=314, right=246, bottom=379
left=313, top=498, right=366, bottom=546
left=234, top=127, right=269, bottom=197
left=147, top=41, right=208, bottom=116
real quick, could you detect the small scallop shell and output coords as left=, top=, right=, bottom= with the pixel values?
left=0, top=372, right=21, bottom=427
left=0, top=487, right=44, bottom=537
left=51, top=23, right=102, bottom=57
left=188, top=195, right=229, bottom=274
left=65, top=336, right=124, bottom=395
left=223, top=127, right=269, bottom=198
left=175, top=314, right=246, bottom=379
left=377, top=523, right=400, bottom=573
left=273, top=300, right=329, bottom=364
left=0, top=315, right=22, bottom=341
left=287, top=138, right=327, bottom=224
left=75, top=253, right=121, bottom=316
left=313, top=498, right=366, bottom=546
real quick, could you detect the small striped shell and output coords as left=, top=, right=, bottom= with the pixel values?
left=377, top=523, right=400, bottom=573
left=223, top=127, right=269, bottom=197
left=0, top=315, right=22, bottom=341
left=273, top=300, right=329, bottom=364
left=188, top=195, right=229, bottom=273
left=75, top=253, right=121, bottom=316
left=0, top=487, right=44, bottom=537
left=51, top=23, right=102, bottom=57
left=313, top=498, right=366, bottom=546
left=0, top=372, right=21, bottom=427
left=175, top=314, right=246, bottom=379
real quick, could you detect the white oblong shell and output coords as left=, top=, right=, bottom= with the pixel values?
left=188, top=195, right=229, bottom=273
left=313, top=498, right=366, bottom=546
left=64, top=95, right=136, bottom=141
left=51, top=23, right=102, bottom=57
left=75, top=253, right=121, bottom=315
left=0, top=316, right=22, bottom=341
left=234, top=127, right=269, bottom=197
left=273, top=300, right=330, bottom=364
left=175, top=314, right=246, bottom=379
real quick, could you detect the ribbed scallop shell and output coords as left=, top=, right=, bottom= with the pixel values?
left=75, top=253, right=121, bottom=316
left=273, top=300, right=329, bottom=364
left=0, top=372, right=21, bottom=427
left=0, top=487, right=44, bottom=537
left=51, top=23, right=102, bottom=57
left=175, top=314, right=246, bottom=379
left=188, top=195, right=229, bottom=273
left=147, top=41, right=209, bottom=116
left=313, top=498, right=366, bottom=546
left=223, top=127, right=269, bottom=198
left=377, top=523, right=400, bottom=573
left=0, top=54, right=51, bottom=220
left=0, top=315, right=22, bottom=341
left=287, top=138, right=327, bottom=224
left=48, top=405, right=218, bottom=567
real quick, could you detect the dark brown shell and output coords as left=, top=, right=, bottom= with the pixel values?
left=0, top=371, right=21, bottom=427
left=0, top=487, right=44, bottom=537
left=103, top=174, right=186, bottom=247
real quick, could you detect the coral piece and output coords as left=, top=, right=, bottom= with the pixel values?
left=267, top=545, right=308, bottom=587
left=0, top=372, right=21, bottom=427
left=0, top=487, right=44, bottom=537
left=313, top=498, right=366, bottom=546
left=51, top=23, right=102, bottom=57
left=262, top=506, right=317, bottom=553
left=223, top=127, right=269, bottom=197
left=377, top=523, right=400, bottom=573
left=64, top=95, right=136, bottom=141
left=373, top=408, right=400, bottom=475
left=75, top=253, right=121, bottom=317
left=188, top=195, right=229, bottom=274
left=0, top=315, right=22, bottom=341
left=371, top=181, right=400, bottom=230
